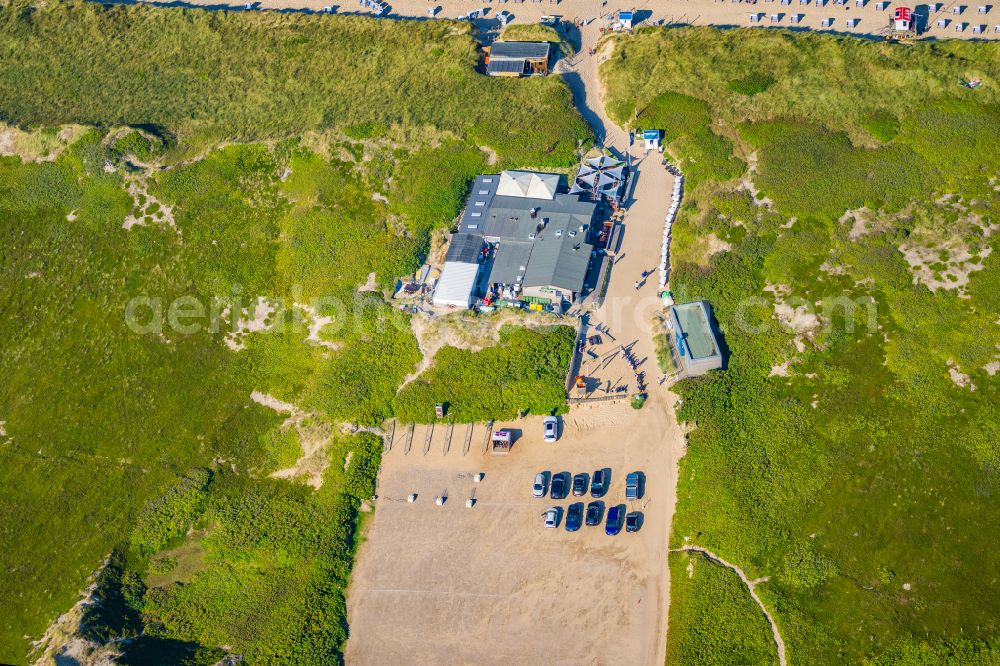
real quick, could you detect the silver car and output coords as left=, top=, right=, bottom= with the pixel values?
left=543, top=416, right=558, bottom=443
left=544, top=507, right=559, bottom=528
left=533, top=472, right=547, bottom=498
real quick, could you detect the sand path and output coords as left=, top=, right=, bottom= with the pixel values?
left=570, top=22, right=685, bottom=665
left=674, top=546, right=788, bottom=666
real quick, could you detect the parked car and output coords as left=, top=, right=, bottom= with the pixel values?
left=625, top=471, right=643, bottom=500
left=585, top=501, right=604, bottom=526
left=543, top=415, right=558, bottom=443
left=605, top=504, right=625, bottom=535
left=625, top=512, right=643, bottom=532
left=544, top=507, right=559, bottom=528
left=533, top=472, right=548, bottom=498
left=591, top=468, right=609, bottom=498
left=566, top=502, right=584, bottom=532
left=572, top=473, right=588, bottom=496
left=551, top=472, right=569, bottom=500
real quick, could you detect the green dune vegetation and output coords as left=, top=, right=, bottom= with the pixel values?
left=667, top=552, right=779, bottom=665
left=394, top=325, right=575, bottom=423
left=602, top=28, right=1000, bottom=664
left=0, top=2, right=588, bottom=663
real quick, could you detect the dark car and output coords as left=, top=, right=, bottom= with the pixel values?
left=625, top=511, right=643, bottom=533
left=605, top=504, right=626, bottom=535
left=625, top=471, right=643, bottom=501
left=585, top=501, right=604, bottom=526
left=565, top=502, right=584, bottom=532
left=551, top=472, right=569, bottom=500
left=572, top=473, right=588, bottom=497
left=591, top=468, right=609, bottom=498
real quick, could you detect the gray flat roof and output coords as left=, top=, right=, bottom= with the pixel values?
left=486, top=203, right=595, bottom=292
left=524, top=231, right=592, bottom=291
left=489, top=241, right=533, bottom=285
left=489, top=41, right=551, bottom=60
left=455, top=173, right=597, bottom=297
left=459, top=174, right=499, bottom=231
left=461, top=192, right=596, bottom=240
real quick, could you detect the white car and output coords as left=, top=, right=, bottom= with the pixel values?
left=533, top=472, right=547, bottom=498
left=544, top=507, right=559, bottom=528
left=543, top=415, right=558, bottom=443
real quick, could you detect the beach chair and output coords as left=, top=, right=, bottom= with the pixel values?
left=820, top=16, right=832, bottom=25
left=977, top=4, right=987, bottom=12
left=937, top=17, right=948, bottom=25
left=956, top=20, right=966, bottom=29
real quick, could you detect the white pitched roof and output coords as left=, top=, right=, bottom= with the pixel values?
left=496, top=170, right=559, bottom=200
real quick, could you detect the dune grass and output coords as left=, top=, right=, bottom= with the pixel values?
left=602, top=26, right=1000, bottom=664
left=0, top=0, right=590, bottom=166
left=0, top=4, right=591, bottom=661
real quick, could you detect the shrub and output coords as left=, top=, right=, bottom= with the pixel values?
left=393, top=325, right=575, bottom=423
left=860, top=110, right=900, bottom=143
left=727, top=73, right=775, bottom=97
left=129, top=470, right=212, bottom=557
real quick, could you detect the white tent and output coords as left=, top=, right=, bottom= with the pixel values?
left=432, top=262, right=480, bottom=308
left=496, top=170, right=559, bottom=200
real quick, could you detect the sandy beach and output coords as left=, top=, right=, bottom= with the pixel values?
left=150, top=0, right=1000, bottom=41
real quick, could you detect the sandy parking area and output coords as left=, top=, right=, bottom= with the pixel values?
left=346, top=398, right=684, bottom=666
